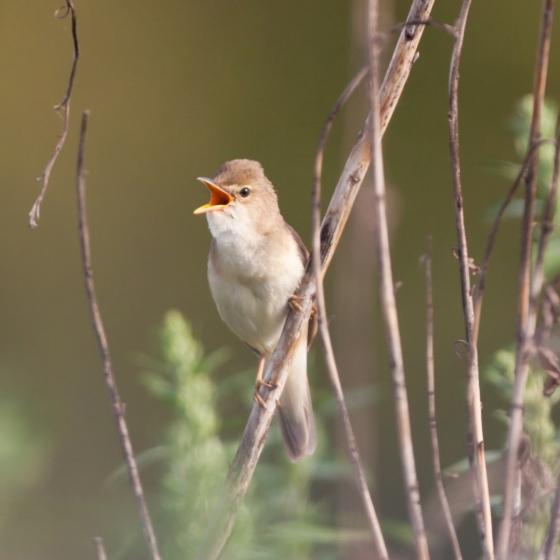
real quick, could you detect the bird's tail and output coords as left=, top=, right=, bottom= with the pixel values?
left=277, top=323, right=316, bottom=461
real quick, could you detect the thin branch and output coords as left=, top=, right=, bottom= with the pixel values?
left=311, top=65, right=388, bottom=558
left=424, top=237, right=463, bottom=560
left=540, top=463, right=560, bottom=559
left=76, top=111, right=162, bottom=560
left=473, top=139, right=555, bottom=344
left=533, top=118, right=560, bottom=560
left=94, top=538, right=108, bottom=560
left=497, top=1, right=555, bottom=557
left=29, top=0, right=80, bottom=228
left=448, top=1, right=494, bottom=558
left=195, top=1, right=436, bottom=558
left=369, top=0, right=430, bottom=557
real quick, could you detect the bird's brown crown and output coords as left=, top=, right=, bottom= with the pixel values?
left=214, top=159, right=273, bottom=191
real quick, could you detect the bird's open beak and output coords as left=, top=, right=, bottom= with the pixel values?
left=194, top=177, right=233, bottom=215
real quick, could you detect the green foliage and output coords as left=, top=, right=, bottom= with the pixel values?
left=144, top=310, right=346, bottom=560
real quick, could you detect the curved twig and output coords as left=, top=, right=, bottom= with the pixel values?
left=76, top=112, right=162, bottom=560
left=29, top=0, right=80, bottom=228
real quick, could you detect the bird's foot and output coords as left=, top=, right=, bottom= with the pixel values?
left=253, top=384, right=274, bottom=411
left=288, top=294, right=306, bottom=314
left=255, top=378, right=276, bottom=390
left=289, top=295, right=317, bottom=323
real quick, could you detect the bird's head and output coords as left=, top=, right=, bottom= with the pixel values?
left=194, top=159, right=280, bottom=238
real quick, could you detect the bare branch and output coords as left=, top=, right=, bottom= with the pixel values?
left=76, top=111, right=162, bottom=560
left=497, top=1, right=555, bottom=557
left=311, top=65, right=388, bottom=558
left=29, top=0, right=80, bottom=228
left=94, top=537, right=108, bottom=560
left=540, top=464, right=560, bottom=559
left=369, top=0, right=430, bottom=557
left=533, top=119, right=560, bottom=560
left=195, top=1, right=436, bottom=558
left=447, top=1, right=495, bottom=557
left=424, top=238, right=463, bottom=560
left=473, top=139, right=556, bottom=344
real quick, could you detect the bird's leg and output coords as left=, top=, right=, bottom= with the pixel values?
left=253, top=354, right=275, bottom=409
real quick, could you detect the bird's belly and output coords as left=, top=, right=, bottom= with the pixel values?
left=209, top=274, right=290, bottom=355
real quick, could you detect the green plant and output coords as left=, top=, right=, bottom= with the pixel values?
left=144, top=310, right=350, bottom=559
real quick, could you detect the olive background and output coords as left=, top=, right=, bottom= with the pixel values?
left=0, top=1, right=558, bottom=558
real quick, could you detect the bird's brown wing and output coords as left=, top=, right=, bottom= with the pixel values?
left=285, top=223, right=318, bottom=350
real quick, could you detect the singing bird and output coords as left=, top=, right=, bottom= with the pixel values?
left=194, top=159, right=316, bottom=461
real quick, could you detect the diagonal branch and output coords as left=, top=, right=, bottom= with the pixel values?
left=76, top=111, right=162, bottom=560
left=497, top=1, right=555, bottom=557
left=29, top=0, right=80, bottom=228
left=473, top=139, right=555, bottom=344
left=195, top=1, right=436, bottom=558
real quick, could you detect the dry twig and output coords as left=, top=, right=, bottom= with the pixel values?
left=94, top=537, right=108, bottom=560
left=473, top=139, right=556, bottom=344
left=447, top=1, right=494, bottom=557
left=424, top=238, right=463, bottom=560
left=76, top=111, right=162, bottom=560
left=311, top=65, right=389, bottom=558
left=533, top=119, right=560, bottom=560
left=540, top=464, right=560, bottom=559
left=195, top=1, right=436, bottom=558
left=497, top=2, right=555, bottom=557
left=29, top=0, right=80, bottom=227
left=369, top=0, right=430, bottom=557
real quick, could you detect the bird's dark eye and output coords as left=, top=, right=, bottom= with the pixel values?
left=239, top=187, right=251, bottom=198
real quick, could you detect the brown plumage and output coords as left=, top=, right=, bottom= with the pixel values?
left=194, top=159, right=316, bottom=461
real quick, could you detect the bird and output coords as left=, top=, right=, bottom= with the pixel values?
left=193, top=159, right=316, bottom=461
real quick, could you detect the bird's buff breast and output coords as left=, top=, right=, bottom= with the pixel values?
left=208, top=233, right=304, bottom=355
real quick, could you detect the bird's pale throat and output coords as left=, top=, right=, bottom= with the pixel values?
left=194, top=177, right=233, bottom=214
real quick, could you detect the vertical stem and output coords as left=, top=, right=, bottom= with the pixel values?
left=312, top=65, right=388, bottom=559
left=540, top=460, right=560, bottom=560
left=94, top=538, right=108, bottom=560
left=424, top=238, right=463, bottom=560
left=368, top=1, right=429, bottom=558
left=497, top=2, right=555, bottom=558
left=447, top=1, right=494, bottom=558
left=532, top=121, right=560, bottom=560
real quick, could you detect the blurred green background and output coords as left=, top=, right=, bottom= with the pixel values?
left=1, top=0, right=559, bottom=558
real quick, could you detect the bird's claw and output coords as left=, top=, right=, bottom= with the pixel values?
left=288, top=294, right=305, bottom=313
left=289, top=295, right=317, bottom=322
left=253, top=388, right=273, bottom=412
left=255, top=379, right=276, bottom=390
